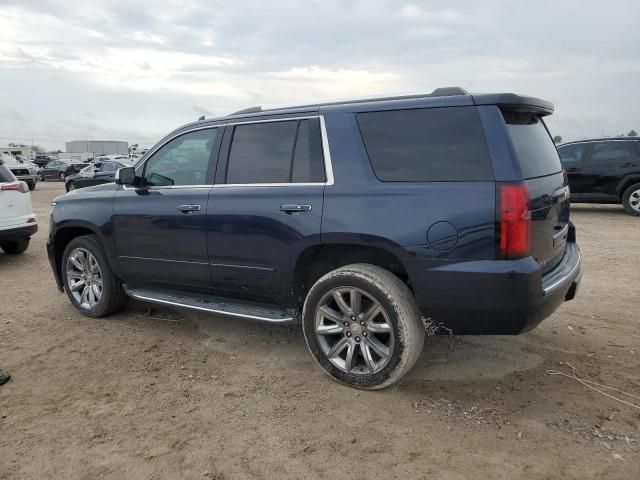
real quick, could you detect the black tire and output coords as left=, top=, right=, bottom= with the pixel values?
left=302, top=263, right=425, bottom=390
left=61, top=235, right=127, bottom=317
left=66, top=181, right=75, bottom=192
left=0, top=238, right=30, bottom=254
left=27, top=181, right=36, bottom=191
left=59, top=172, right=65, bottom=181
left=38, top=173, right=45, bottom=182
left=621, top=182, right=640, bottom=216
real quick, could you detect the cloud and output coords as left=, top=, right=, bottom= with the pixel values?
left=0, top=0, right=638, bottom=150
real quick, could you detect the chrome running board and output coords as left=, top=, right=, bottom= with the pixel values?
left=124, top=286, right=295, bottom=323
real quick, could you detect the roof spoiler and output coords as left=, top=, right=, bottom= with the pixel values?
left=472, top=93, right=554, bottom=116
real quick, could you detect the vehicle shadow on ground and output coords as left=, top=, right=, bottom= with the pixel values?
left=570, top=204, right=627, bottom=215
left=115, top=300, right=545, bottom=386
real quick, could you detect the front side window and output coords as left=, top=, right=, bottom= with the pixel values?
left=226, top=118, right=325, bottom=184
left=558, top=143, right=586, bottom=163
left=589, top=142, right=634, bottom=162
left=357, top=106, right=493, bottom=182
left=144, top=129, right=218, bottom=186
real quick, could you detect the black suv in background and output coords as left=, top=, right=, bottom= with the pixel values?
left=558, top=138, right=640, bottom=215
left=47, top=88, right=582, bottom=389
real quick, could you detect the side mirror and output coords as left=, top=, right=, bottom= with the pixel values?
left=115, top=166, right=137, bottom=185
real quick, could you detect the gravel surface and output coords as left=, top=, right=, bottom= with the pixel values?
left=1, top=181, right=638, bottom=479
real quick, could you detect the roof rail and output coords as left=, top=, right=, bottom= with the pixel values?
left=229, top=106, right=263, bottom=116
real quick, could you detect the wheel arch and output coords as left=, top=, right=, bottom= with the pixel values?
left=291, top=237, right=411, bottom=309
left=616, top=174, right=640, bottom=199
left=51, top=222, right=117, bottom=290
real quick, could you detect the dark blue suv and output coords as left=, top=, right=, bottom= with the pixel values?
left=47, top=87, right=582, bottom=389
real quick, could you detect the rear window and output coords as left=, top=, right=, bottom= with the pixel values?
left=356, top=106, right=493, bottom=182
left=0, top=164, right=16, bottom=182
left=503, top=111, right=562, bottom=179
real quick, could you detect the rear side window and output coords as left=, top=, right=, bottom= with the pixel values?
left=0, top=164, right=16, bottom=182
left=503, top=111, right=562, bottom=179
left=356, top=106, right=493, bottom=182
left=558, top=143, right=586, bottom=163
left=589, top=141, right=635, bottom=162
left=226, top=118, right=325, bottom=184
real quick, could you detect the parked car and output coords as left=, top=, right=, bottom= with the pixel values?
left=33, top=154, right=54, bottom=167
left=47, top=88, right=582, bottom=389
left=558, top=138, right=640, bottom=216
left=0, top=163, right=37, bottom=254
left=0, top=153, right=38, bottom=191
left=65, top=158, right=135, bottom=191
left=38, top=159, right=88, bottom=181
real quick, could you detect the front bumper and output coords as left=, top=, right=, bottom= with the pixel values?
left=404, top=241, right=582, bottom=335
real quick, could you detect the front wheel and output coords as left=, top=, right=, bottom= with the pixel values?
left=302, top=263, right=425, bottom=390
left=66, top=181, right=76, bottom=192
left=0, top=238, right=30, bottom=254
left=622, top=183, right=640, bottom=216
left=27, top=181, right=36, bottom=191
left=59, top=172, right=65, bottom=181
left=62, top=235, right=127, bottom=317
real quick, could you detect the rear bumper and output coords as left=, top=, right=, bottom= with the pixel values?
left=14, top=174, right=38, bottom=184
left=0, top=223, right=38, bottom=242
left=404, top=241, right=582, bottom=334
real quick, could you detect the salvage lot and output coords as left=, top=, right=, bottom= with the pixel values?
left=1, top=181, right=638, bottom=479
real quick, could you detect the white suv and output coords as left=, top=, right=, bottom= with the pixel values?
left=0, top=163, right=37, bottom=254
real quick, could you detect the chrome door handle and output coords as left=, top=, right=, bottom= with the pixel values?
left=177, top=204, right=201, bottom=213
left=280, top=204, right=312, bottom=213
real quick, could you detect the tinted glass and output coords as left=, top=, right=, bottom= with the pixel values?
left=503, top=111, right=562, bottom=179
left=0, top=164, right=16, bottom=182
left=357, top=107, right=493, bottom=182
left=101, top=162, right=119, bottom=172
left=226, top=121, right=298, bottom=184
left=144, top=128, right=217, bottom=186
left=558, top=143, right=586, bottom=163
left=292, top=119, right=326, bottom=183
left=590, top=142, right=634, bottom=162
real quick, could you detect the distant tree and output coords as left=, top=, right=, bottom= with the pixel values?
left=553, top=135, right=563, bottom=144
left=628, top=130, right=638, bottom=137
left=29, top=145, right=45, bottom=153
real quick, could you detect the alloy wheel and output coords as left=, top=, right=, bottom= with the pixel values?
left=66, top=248, right=103, bottom=309
left=629, top=188, right=640, bottom=213
left=314, top=287, right=394, bottom=375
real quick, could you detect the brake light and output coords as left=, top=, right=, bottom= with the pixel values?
left=499, top=184, right=530, bottom=259
left=0, top=181, right=29, bottom=193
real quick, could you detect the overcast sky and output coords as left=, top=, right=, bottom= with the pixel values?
left=0, top=0, right=638, bottom=151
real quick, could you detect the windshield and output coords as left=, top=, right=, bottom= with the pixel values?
left=503, top=111, right=562, bottom=179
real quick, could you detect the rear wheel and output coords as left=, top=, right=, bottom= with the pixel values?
left=302, top=263, right=425, bottom=390
left=27, top=181, right=36, bottom=191
left=67, top=181, right=76, bottom=192
left=62, top=235, right=127, bottom=317
left=0, top=238, right=30, bottom=254
left=622, top=183, right=640, bottom=216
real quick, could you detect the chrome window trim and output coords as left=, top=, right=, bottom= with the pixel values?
left=124, top=115, right=334, bottom=191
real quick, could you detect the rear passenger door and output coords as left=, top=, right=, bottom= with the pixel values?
left=582, top=141, right=639, bottom=197
left=207, top=116, right=328, bottom=304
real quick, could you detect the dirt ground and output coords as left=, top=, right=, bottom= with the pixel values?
left=1, top=181, right=639, bottom=480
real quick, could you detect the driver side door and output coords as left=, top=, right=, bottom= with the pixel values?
left=112, top=127, right=221, bottom=289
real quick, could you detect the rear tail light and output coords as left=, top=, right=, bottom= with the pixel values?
left=498, top=183, right=531, bottom=259
left=0, top=180, right=29, bottom=193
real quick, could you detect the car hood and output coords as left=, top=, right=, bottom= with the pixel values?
left=65, top=182, right=118, bottom=196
